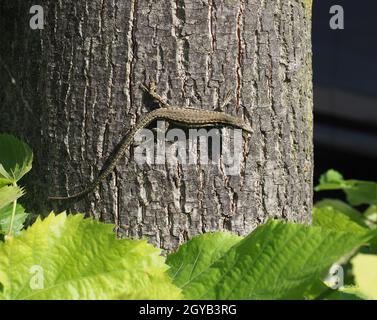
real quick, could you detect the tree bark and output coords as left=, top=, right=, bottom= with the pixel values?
left=0, top=0, right=313, bottom=251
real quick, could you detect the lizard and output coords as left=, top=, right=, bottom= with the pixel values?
left=48, top=82, right=252, bottom=201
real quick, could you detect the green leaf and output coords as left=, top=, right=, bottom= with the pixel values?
left=313, top=206, right=368, bottom=234
left=315, top=170, right=377, bottom=206
left=305, top=278, right=369, bottom=300
left=314, top=199, right=368, bottom=229
left=116, top=280, right=182, bottom=300
left=365, top=205, right=377, bottom=219
left=304, top=280, right=368, bottom=300
left=0, top=185, right=24, bottom=211
left=364, top=205, right=377, bottom=228
left=363, top=205, right=377, bottom=252
left=344, top=181, right=377, bottom=206
left=318, top=169, right=344, bottom=186
left=324, top=286, right=369, bottom=300
left=0, top=134, right=33, bottom=185
left=166, top=220, right=376, bottom=300
left=0, top=203, right=28, bottom=235
left=0, top=213, right=181, bottom=300
left=351, top=254, right=377, bottom=300
left=303, top=279, right=330, bottom=300
left=167, top=232, right=242, bottom=289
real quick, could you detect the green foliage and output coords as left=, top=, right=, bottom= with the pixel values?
left=315, top=169, right=377, bottom=205
left=313, top=206, right=367, bottom=233
left=0, top=185, right=24, bottom=211
left=0, top=134, right=33, bottom=186
left=0, top=134, right=32, bottom=238
left=324, top=286, right=369, bottom=300
left=0, top=213, right=181, bottom=300
left=167, top=232, right=242, bottom=290
left=0, top=203, right=27, bottom=235
left=315, top=199, right=369, bottom=228
left=364, top=205, right=377, bottom=228
left=314, top=173, right=377, bottom=300
left=167, top=220, right=376, bottom=299
left=0, top=134, right=376, bottom=300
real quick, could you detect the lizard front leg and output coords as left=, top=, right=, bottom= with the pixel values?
left=141, top=81, right=172, bottom=133
left=141, top=81, right=171, bottom=109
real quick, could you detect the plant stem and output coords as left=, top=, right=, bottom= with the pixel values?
left=7, top=182, right=18, bottom=238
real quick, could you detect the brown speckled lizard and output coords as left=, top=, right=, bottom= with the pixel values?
left=48, top=82, right=252, bottom=201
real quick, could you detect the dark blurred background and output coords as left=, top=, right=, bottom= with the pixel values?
left=313, top=0, right=377, bottom=189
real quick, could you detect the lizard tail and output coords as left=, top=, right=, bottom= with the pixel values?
left=48, top=186, right=95, bottom=201
left=48, top=123, right=143, bottom=202
left=48, top=152, right=124, bottom=201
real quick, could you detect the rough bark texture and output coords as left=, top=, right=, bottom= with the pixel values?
left=0, top=0, right=313, bottom=251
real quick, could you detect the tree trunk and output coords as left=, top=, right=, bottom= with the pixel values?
left=0, top=0, right=313, bottom=251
